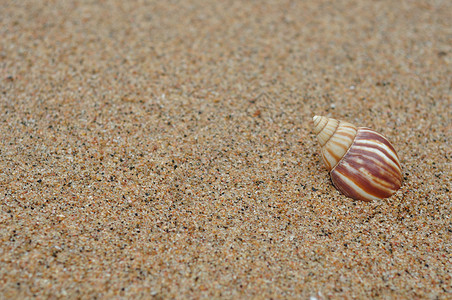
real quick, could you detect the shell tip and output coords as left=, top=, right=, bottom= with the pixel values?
left=313, top=115, right=323, bottom=126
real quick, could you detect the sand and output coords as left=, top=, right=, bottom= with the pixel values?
left=0, top=0, right=451, bottom=298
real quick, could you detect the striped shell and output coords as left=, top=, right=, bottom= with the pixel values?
left=313, top=116, right=402, bottom=201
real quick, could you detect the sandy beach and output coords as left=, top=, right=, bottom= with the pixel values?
left=1, top=0, right=451, bottom=298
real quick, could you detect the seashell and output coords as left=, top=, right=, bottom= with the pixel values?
left=312, top=116, right=402, bottom=201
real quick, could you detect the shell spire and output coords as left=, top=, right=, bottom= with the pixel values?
left=313, top=116, right=357, bottom=171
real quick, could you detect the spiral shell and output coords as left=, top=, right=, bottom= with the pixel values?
left=313, top=116, right=402, bottom=201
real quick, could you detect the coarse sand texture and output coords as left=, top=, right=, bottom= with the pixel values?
left=1, top=0, right=451, bottom=298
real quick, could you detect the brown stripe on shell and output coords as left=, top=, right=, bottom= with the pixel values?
left=353, top=129, right=401, bottom=171
left=336, top=155, right=401, bottom=192
left=321, top=151, right=332, bottom=170
left=351, top=142, right=401, bottom=173
left=335, top=130, right=355, bottom=141
left=325, top=147, right=341, bottom=162
left=346, top=147, right=402, bottom=187
left=356, top=128, right=402, bottom=169
left=330, top=131, right=355, bottom=148
left=332, top=162, right=395, bottom=200
left=330, top=169, right=380, bottom=201
left=322, top=120, right=340, bottom=146
left=321, top=121, right=358, bottom=171
left=353, top=142, right=401, bottom=173
left=340, top=124, right=357, bottom=132
left=317, top=118, right=329, bottom=137
left=344, top=153, right=402, bottom=189
left=329, top=139, right=350, bottom=154
left=330, top=128, right=402, bottom=201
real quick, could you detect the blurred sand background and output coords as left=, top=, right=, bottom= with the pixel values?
left=0, top=0, right=451, bottom=298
